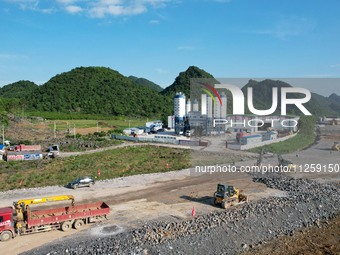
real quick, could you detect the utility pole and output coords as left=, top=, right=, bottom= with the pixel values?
left=2, top=125, right=4, bottom=145
left=54, top=122, right=56, bottom=138
left=74, top=124, right=76, bottom=139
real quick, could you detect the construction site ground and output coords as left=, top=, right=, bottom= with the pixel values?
left=0, top=124, right=339, bottom=254
left=243, top=215, right=340, bottom=255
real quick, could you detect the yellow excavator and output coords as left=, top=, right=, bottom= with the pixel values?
left=331, top=142, right=340, bottom=151
left=14, top=195, right=75, bottom=223
left=213, top=184, right=248, bottom=209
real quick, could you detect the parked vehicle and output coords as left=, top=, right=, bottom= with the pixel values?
left=213, top=184, right=248, bottom=208
left=0, top=195, right=109, bottom=241
left=67, top=176, right=95, bottom=189
left=47, top=145, right=60, bottom=158
left=15, top=144, right=42, bottom=152
left=5, top=151, right=43, bottom=161
left=3, top=144, right=43, bottom=161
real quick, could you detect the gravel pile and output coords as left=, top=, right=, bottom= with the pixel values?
left=23, top=172, right=340, bottom=255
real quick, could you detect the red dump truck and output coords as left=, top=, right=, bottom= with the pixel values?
left=14, top=144, right=42, bottom=152
left=4, top=144, right=43, bottom=161
left=0, top=195, right=110, bottom=241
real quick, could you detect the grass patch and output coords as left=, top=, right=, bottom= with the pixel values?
left=25, top=111, right=152, bottom=129
left=0, top=145, right=190, bottom=192
left=248, top=116, right=317, bottom=154
left=46, top=119, right=147, bottom=131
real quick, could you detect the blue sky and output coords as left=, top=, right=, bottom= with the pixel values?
left=1, top=0, right=340, bottom=96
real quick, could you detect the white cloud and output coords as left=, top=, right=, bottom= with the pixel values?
left=57, top=0, right=77, bottom=4
left=6, top=0, right=54, bottom=13
left=88, top=0, right=171, bottom=18
left=249, top=17, right=314, bottom=40
left=65, top=5, right=83, bottom=14
left=6, top=0, right=172, bottom=18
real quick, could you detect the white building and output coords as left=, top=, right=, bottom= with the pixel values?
left=146, top=120, right=163, bottom=131
left=240, top=135, right=262, bottom=145
left=186, top=99, right=191, bottom=115
left=167, top=116, right=174, bottom=129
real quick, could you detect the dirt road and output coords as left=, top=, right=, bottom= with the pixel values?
left=0, top=166, right=283, bottom=254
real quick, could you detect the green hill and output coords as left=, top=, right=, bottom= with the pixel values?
left=128, top=76, right=163, bottom=92
left=327, top=93, right=340, bottom=113
left=0, top=80, right=38, bottom=99
left=1, top=67, right=338, bottom=119
left=329, top=93, right=340, bottom=103
left=241, top=79, right=339, bottom=116
left=25, top=67, right=172, bottom=117
left=161, top=66, right=215, bottom=98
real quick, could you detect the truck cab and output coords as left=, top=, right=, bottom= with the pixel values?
left=0, top=207, right=15, bottom=241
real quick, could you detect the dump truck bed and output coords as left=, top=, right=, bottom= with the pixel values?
left=27, top=201, right=109, bottom=227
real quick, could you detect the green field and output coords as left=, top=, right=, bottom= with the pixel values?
left=249, top=116, right=317, bottom=154
left=26, top=111, right=153, bottom=130
left=47, top=119, right=147, bottom=131
left=0, top=145, right=190, bottom=192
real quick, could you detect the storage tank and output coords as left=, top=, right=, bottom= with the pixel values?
left=186, top=99, right=191, bottom=115
left=220, top=92, right=227, bottom=118
left=174, top=92, right=186, bottom=119
left=192, top=99, right=199, bottom=112
left=174, top=92, right=186, bottom=134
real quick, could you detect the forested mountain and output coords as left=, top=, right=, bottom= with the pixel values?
left=0, top=80, right=38, bottom=99
left=241, top=79, right=339, bottom=116
left=25, top=67, right=172, bottom=117
left=327, top=93, right=340, bottom=113
left=329, top=93, right=340, bottom=103
left=128, top=76, right=163, bottom=92
left=161, top=66, right=215, bottom=98
left=0, top=66, right=338, bottom=118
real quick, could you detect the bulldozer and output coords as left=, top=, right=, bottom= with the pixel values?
left=278, top=154, right=296, bottom=170
left=331, top=142, right=340, bottom=151
left=213, top=184, right=248, bottom=209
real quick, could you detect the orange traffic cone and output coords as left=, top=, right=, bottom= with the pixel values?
left=192, top=207, right=196, bottom=217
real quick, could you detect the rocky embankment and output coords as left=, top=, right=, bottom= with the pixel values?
left=23, top=172, right=340, bottom=255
